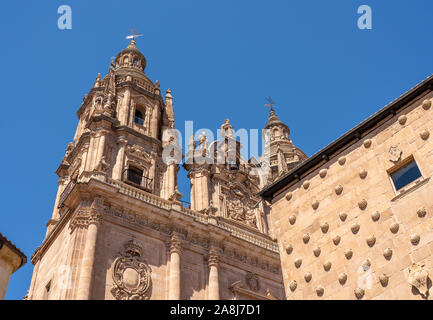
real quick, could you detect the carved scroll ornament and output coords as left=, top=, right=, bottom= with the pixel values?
left=111, top=240, right=152, bottom=300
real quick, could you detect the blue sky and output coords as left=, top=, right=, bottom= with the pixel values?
left=1, top=0, right=433, bottom=299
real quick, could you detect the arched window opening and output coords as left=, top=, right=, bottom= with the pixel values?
left=134, top=109, right=145, bottom=125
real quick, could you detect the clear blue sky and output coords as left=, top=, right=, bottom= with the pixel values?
left=1, top=0, right=432, bottom=300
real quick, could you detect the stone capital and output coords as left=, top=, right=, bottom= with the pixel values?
left=207, top=246, right=221, bottom=267
left=169, top=233, right=182, bottom=255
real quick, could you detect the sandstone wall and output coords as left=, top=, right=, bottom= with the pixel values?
left=270, top=93, right=433, bottom=299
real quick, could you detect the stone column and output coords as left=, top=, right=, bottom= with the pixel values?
left=113, top=137, right=128, bottom=180
left=200, top=170, right=210, bottom=211
left=76, top=208, right=102, bottom=300
left=51, top=176, right=68, bottom=221
left=150, top=105, right=159, bottom=139
left=95, top=130, right=107, bottom=167
left=121, top=89, right=131, bottom=126
left=208, top=247, right=220, bottom=300
left=168, top=233, right=182, bottom=300
left=85, top=132, right=97, bottom=172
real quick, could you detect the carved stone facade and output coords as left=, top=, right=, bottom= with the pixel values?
left=261, top=76, right=433, bottom=299
left=27, top=40, right=285, bottom=300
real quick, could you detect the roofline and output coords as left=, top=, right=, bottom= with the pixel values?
left=259, top=74, right=433, bottom=201
left=0, top=233, right=27, bottom=270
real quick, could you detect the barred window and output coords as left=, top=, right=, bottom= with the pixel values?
left=127, top=167, right=143, bottom=186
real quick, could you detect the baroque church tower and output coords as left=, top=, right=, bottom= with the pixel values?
left=27, top=40, right=304, bottom=300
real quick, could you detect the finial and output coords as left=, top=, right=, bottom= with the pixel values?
left=126, top=29, right=143, bottom=42
left=166, top=88, right=172, bottom=99
left=265, top=96, right=279, bottom=111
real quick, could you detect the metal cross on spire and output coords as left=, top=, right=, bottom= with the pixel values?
left=265, top=96, right=279, bottom=110
left=126, top=29, right=143, bottom=40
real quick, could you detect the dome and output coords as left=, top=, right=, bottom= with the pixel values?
left=115, top=39, right=147, bottom=72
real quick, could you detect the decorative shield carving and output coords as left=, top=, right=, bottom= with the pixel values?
left=389, top=146, right=402, bottom=163
left=111, top=240, right=152, bottom=300
left=408, top=263, right=429, bottom=298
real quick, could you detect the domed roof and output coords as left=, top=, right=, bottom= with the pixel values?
left=115, top=39, right=147, bottom=71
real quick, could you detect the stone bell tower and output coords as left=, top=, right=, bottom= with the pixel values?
left=260, top=108, right=307, bottom=185
left=28, top=39, right=285, bottom=301
left=45, top=39, right=180, bottom=235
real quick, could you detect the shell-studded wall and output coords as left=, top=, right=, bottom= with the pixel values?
left=270, top=94, right=433, bottom=299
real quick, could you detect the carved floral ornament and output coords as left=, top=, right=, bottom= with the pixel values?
left=408, top=263, right=430, bottom=298
left=126, top=144, right=152, bottom=162
left=111, top=239, right=152, bottom=300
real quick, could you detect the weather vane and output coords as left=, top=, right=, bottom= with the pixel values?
left=126, top=29, right=143, bottom=40
left=265, top=96, right=279, bottom=110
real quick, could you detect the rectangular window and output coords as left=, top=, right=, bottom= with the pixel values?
left=390, top=157, right=422, bottom=191
left=127, top=167, right=143, bottom=186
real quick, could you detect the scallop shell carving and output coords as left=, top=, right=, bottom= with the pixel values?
left=410, top=234, right=420, bottom=245
left=379, top=274, right=389, bottom=287
left=338, top=157, right=346, bottom=165
left=289, top=215, right=296, bottom=225
left=351, top=223, right=360, bottom=234
left=334, top=185, right=343, bottom=195
left=312, top=200, right=319, bottom=210
left=359, top=169, right=368, bottom=179
left=371, top=211, right=380, bottom=222
left=383, top=248, right=393, bottom=259
left=354, top=288, right=365, bottom=299
left=344, top=249, right=353, bottom=259
left=417, top=207, right=427, bottom=218
left=323, top=261, right=332, bottom=271
left=285, top=244, right=293, bottom=255
left=316, top=286, right=324, bottom=296
left=294, top=258, right=302, bottom=268
left=363, top=139, right=372, bottom=148
left=313, top=247, right=321, bottom=257
left=303, top=233, right=310, bottom=244
left=285, top=192, right=293, bottom=201
left=362, top=259, right=371, bottom=270
left=289, top=280, right=297, bottom=291
left=338, top=273, right=347, bottom=285
left=422, top=99, right=431, bottom=110
left=389, top=222, right=399, bottom=234
left=320, top=222, right=329, bottom=233
left=319, top=169, right=327, bottom=178
left=332, top=235, right=341, bottom=246
left=420, top=129, right=430, bottom=140
left=358, top=199, right=368, bottom=210
left=366, top=235, right=376, bottom=247
left=339, top=212, right=348, bottom=221
left=398, top=115, right=407, bottom=125
left=304, top=272, right=312, bottom=282
left=303, top=181, right=310, bottom=189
